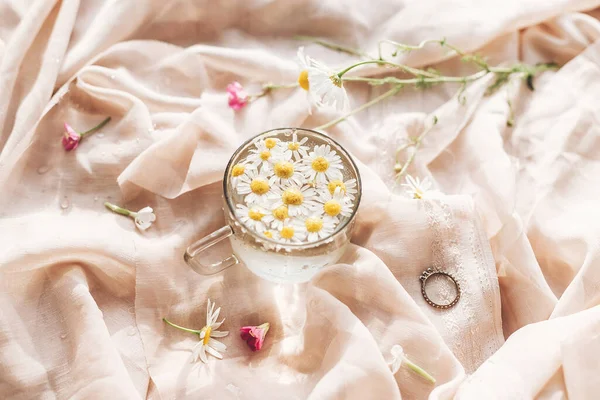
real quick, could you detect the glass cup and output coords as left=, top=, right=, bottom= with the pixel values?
left=184, top=127, right=361, bottom=283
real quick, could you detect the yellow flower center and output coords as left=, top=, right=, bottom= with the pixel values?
left=329, top=74, right=343, bottom=88
left=288, top=142, right=300, bottom=151
left=328, top=180, right=346, bottom=195
left=264, top=231, right=273, bottom=238
left=312, top=156, right=329, bottom=172
left=280, top=226, right=295, bottom=239
left=323, top=200, right=342, bottom=217
left=282, top=189, right=303, bottom=206
left=232, top=164, right=245, bottom=177
left=248, top=209, right=264, bottom=221
left=265, top=138, right=277, bottom=149
left=305, top=217, right=323, bottom=233
left=250, top=179, right=269, bottom=195
left=260, top=151, right=271, bottom=161
left=298, top=70, right=309, bottom=91
left=272, top=205, right=289, bottom=220
left=274, top=162, right=294, bottom=178
left=203, top=326, right=212, bottom=345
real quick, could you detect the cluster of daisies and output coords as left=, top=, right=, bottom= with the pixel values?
left=230, top=132, right=357, bottom=245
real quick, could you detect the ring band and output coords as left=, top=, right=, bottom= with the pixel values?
left=419, top=268, right=461, bottom=309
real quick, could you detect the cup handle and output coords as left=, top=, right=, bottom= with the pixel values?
left=184, top=226, right=239, bottom=275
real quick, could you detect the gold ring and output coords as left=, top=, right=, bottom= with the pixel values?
left=419, top=268, right=461, bottom=309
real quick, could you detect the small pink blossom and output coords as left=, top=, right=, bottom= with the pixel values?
left=62, top=123, right=81, bottom=151
left=227, top=82, right=249, bottom=111
left=240, top=322, right=270, bottom=351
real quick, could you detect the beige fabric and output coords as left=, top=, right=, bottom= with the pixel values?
left=1, top=0, right=600, bottom=399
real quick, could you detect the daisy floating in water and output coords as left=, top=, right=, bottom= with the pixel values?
left=326, top=177, right=358, bottom=201
left=247, top=138, right=285, bottom=171
left=236, top=166, right=275, bottom=205
left=315, top=187, right=354, bottom=219
left=281, top=131, right=310, bottom=161
left=163, top=299, right=229, bottom=363
left=299, top=144, right=344, bottom=185
left=268, top=182, right=319, bottom=217
left=303, top=214, right=336, bottom=242
left=274, top=218, right=307, bottom=244
left=235, top=204, right=269, bottom=233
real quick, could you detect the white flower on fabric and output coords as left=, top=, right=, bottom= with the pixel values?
left=235, top=204, right=268, bottom=233
left=237, top=167, right=275, bottom=205
left=315, top=187, right=354, bottom=218
left=229, top=161, right=256, bottom=188
left=132, top=207, right=156, bottom=231
left=299, top=144, right=344, bottom=185
left=326, top=178, right=358, bottom=201
left=247, top=139, right=282, bottom=170
left=267, top=183, right=319, bottom=217
left=190, top=299, right=229, bottom=363
left=282, top=132, right=309, bottom=161
left=275, top=218, right=307, bottom=244
left=388, top=344, right=405, bottom=374
left=401, top=175, right=443, bottom=200
left=303, top=214, right=336, bottom=242
left=297, top=47, right=350, bottom=112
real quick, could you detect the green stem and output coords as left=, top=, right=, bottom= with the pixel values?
left=263, top=82, right=299, bottom=90
left=314, top=86, right=402, bottom=131
left=395, top=116, right=437, bottom=180
left=104, top=202, right=132, bottom=217
left=80, top=117, right=111, bottom=137
left=337, top=59, right=439, bottom=79
left=343, top=70, right=488, bottom=85
left=163, top=318, right=204, bottom=335
left=403, top=356, right=436, bottom=384
left=294, top=35, right=370, bottom=58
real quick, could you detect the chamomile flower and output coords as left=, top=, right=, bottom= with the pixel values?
left=300, top=144, right=344, bottom=185
left=303, top=214, right=336, bottom=242
left=326, top=178, right=358, bottom=201
left=237, top=167, right=275, bottom=205
left=229, top=161, right=256, bottom=187
left=162, top=299, right=229, bottom=364
left=297, top=47, right=350, bottom=112
left=235, top=204, right=269, bottom=233
left=263, top=204, right=290, bottom=230
left=401, top=175, right=442, bottom=200
left=275, top=219, right=307, bottom=244
left=247, top=139, right=281, bottom=170
left=267, top=182, right=319, bottom=217
left=271, top=158, right=304, bottom=186
left=282, top=132, right=309, bottom=161
left=315, top=187, right=354, bottom=218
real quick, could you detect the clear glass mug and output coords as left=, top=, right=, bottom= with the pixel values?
left=184, top=127, right=362, bottom=283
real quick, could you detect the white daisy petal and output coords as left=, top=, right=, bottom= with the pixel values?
left=210, top=330, right=229, bottom=338
left=198, top=345, right=208, bottom=363
left=205, top=346, right=223, bottom=359
left=208, top=338, right=227, bottom=352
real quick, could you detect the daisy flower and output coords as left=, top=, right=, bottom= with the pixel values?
left=275, top=218, right=307, bottom=244
left=303, top=214, right=336, bottom=242
left=162, top=299, right=229, bottom=364
left=297, top=47, right=350, bottom=112
left=267, top=182, right=319, bottom=217
left=235, top=204, right=269, bottom=233
left=282, top=131, right=309, bottom=161
left=263, top=204, right=290, bottom=230
left=247, top=138, right=282, bottom=170
left=401, top=175, right=443, bottom=200
left=326, top=178, right=358, bottom=201
left=299, top=144, right=344, bottom=185
left=236, top=167, right=275, bottom=205
left=271, top=158, right=304, bottom=187
left=229, top=161, right=256, bottom=188
left=315, top=187, right=354, bottom=218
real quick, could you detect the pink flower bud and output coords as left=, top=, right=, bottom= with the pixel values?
left=240, top=322, right=270, bottom=351
left=227, top=82, right=249, bottom=111
left=62, top=123, right=81, bottom=151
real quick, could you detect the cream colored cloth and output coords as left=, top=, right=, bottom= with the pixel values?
left=1, top=0, right=600, bottom=399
